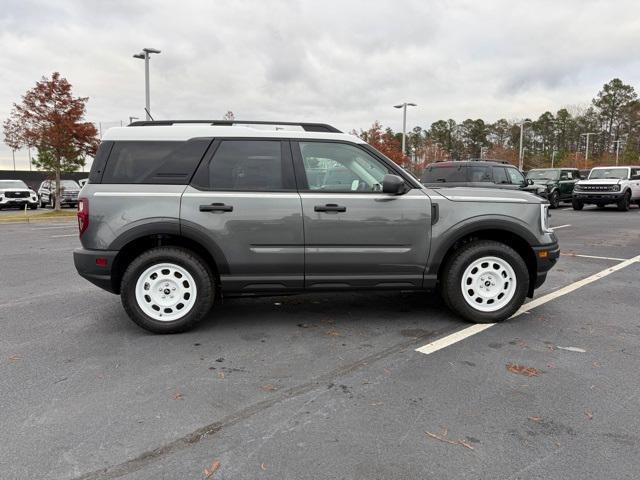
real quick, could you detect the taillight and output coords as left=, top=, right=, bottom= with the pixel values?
left=78, top=198, right=89, bottom=235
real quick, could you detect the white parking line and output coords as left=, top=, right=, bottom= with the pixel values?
left=51, top=234, right=77, bottom=238
left=415, top=254, right=640, bottom=356
left=561, top=253, right=626, bottom=262
left=550, top=224, right=571, bottom=230
left=30, top=224, right=76, bottom=230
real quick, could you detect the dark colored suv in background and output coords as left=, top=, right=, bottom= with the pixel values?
left=525, top=168, right=580, bottom=208
left=421, top=160, right=542, bottom=197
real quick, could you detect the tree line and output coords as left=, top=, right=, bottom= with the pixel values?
left=355, top=79, right=640, bottom=171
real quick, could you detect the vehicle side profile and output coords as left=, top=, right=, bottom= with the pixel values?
left=526, top=168, right=580, bottom=208
left=421, top=160, right=545, bottom=198
left=74, top=121, right=559, bottom=333
left=0, top=180, right=39, bottom=210
left=38, top=179, right=81, bottom=208
left=572, top=166, right=640, bottom=211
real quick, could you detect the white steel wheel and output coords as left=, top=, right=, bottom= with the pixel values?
left=460, top=256, right=517, bottom=312
left=134, top=263, right=197, bottom=322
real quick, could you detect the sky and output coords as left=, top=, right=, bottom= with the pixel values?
left=1, top=0, right=640, bottom=170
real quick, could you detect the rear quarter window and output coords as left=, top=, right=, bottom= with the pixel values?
left=421, top=165, right=466, bottom=183
left=100, top=139, right=212, bottom=184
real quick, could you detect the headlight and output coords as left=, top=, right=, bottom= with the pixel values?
left=574, top=184, right=582, bottom=191
left=612, top=184, right=621, bottom=191
left=546, top=184, right=553, bottom=191
left=540, top=204, right=553, bottom=234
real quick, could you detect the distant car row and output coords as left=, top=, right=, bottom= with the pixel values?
left=421, top=161, right=640, bottom=211
left=0, top=179, right=84, bottom=210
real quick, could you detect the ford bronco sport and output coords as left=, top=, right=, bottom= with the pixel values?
left=74, top=120, right=559, bottom=333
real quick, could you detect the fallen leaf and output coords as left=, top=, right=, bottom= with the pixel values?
left=383, top=368, right=392, bottom=375
left=506, top=363, right=541, bottom=377
left=260, top=384, right=277, bottom=392
left=218, top=372, right=225, bottom=379
left=203, top=460, right=220, bottom=477
left=425, top=430, right=475, bottom=450
left=326, top=329, right=341, bottom=337
left=260, top=463, right=267, bottom=471
left=8, top=354, right=20, bottom=363
left=172, top=389, right=184, bottom=400
left=528, top=416, right=542, bottom=423
left=584, top=409, right=593, bottom=420
left=592, top=361, right=601, bottom=368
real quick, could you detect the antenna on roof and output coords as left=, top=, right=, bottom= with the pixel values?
left=144, top=108, right=154, bottom=121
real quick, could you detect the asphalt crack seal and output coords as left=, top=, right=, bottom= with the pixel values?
left=71, top=327, right=454, bottom=480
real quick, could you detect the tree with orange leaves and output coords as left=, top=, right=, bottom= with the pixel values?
left=3, top=72, right=99, bottom=210
left=352, top=121, right=408, bottom=167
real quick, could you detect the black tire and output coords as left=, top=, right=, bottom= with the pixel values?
left=120, top=247, right=215, bottom=334
left=439, top=240, right=529, bottom=323
left=572, top=198, right=584, bottom=210
left=548, top=190, right=560, bottom=209
left=616, top=191, right=631, bottom=211
left=29, top=204, right=37, bottom=210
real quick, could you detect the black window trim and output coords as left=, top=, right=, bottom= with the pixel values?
left=190, top=137, right=297, bottom=192
left=290, top=139, right=421, bottom=193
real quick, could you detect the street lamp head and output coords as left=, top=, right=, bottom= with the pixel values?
left=393, top=104, right=404, bottom=109
left=133, top=53, right=145, bottom=59
left=143, top=47, right=161, bottom=54
left=407, top=103, right=417, bottom=107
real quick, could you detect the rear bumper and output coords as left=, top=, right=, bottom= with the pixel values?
left=73, top=248, right=118, bottom=293
left=573, top=192, right=623, bottom=203
left=531, top=241, right=560, bottom=292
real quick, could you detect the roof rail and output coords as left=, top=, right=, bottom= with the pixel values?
left=128, top=120, right=342, bottom=133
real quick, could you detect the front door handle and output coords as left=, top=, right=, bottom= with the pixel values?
left=314, top=204, right=346, bottom=213
left=200, top=203, right=233, bottom=213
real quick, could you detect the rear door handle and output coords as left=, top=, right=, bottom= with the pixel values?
left=200, top=203, right=233, bottom=212
left=314, top=204, right=346, bottom=213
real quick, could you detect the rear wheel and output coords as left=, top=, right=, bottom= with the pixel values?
left=120, top=247, right=215, bottom=333
left=572, top=198, right=584, bottom=210
left=617, top=191, right=631, bottom=211
left=440, top=240, right=529, bottom=323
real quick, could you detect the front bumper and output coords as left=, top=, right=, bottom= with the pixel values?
left=0, top=197, right=38, bottom=207
left=573, top=192, right=623, bottom=203
left=530, top=241, right=560, bottom=293
left=73, top=248, right=119, bottom=293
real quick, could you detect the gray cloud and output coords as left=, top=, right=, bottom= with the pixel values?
left=1, top=0, right=639, bottom=168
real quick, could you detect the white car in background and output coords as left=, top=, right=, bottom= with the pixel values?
left=0, top=180, right=39, bottom=210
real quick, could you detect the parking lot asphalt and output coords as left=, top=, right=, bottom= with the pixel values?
left=1, top=204, right=639, bottom=480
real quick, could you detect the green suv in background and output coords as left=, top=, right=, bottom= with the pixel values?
left=526, top=168, right=580, bottom=208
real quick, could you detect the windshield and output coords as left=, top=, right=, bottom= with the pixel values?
left=526, top=170, right=559, bottom=181
left=0, top=180, right=28, bottom=189
left=589, top=168, right=628, bottom=180
left=421, top=165, right=466, bottom=183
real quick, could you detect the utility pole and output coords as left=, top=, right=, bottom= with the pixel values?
left=518, top=121, right=531, bottom=171
left=551, top=149, right=557, bottom=168
left=581, top=133, right=596, bottom=168
left=612, top=139, right=624, bottom=166
left=12, top=149, right=16, bottom=171
left=133, top=48, right=161, bottom=121
left=393, top=102, right=417, bottom=158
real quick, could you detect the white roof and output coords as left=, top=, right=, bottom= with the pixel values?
left=102, top=125, right=365, bottom=143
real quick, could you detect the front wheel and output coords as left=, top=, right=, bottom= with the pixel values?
left=548, top=190, right=560, bottom=209
left=440, top=240, right=529, bottom=323
left=572, top=198, right=584, bottom=210
left=617, top=191, right=631, bottom=211
left=120, top=247, right=215, bottom=333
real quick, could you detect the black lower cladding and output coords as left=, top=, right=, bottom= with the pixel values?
left=573, top=193, right=624, bottom=203
left=73, top=248, right=119, bottom=293
left=532, top=241, right=560, bottom=289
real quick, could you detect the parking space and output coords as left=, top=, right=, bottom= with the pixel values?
left=1, top=207, right=639, bottom=480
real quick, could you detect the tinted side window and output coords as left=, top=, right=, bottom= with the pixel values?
left=422, top=164, right=466, bottom=183
left=194, top=140, right=291, bottom=191
left=467, top=165, right=491, bottom=182
left=492, top=167, right=508, bottom=184
left=506, top=168, right=525, bottom=184
left=102, top=140, right=211, bottom=184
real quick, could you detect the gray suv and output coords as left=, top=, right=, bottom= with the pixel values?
left=74, top=120, right=559, bottom=333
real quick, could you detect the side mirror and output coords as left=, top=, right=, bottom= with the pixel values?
left=527, top=178, right=534, bottom=185
left=382, top=174, right=406, bottom=194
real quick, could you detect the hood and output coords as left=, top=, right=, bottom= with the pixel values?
left=0, top=187, right=32, bottom=193
left=530, top=179, right=555, bottom=186
left=577, top=178, right=621, bottom=185
left=429, top=186, right=543, bottom=204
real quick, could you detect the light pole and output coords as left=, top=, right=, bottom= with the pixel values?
left=133, top=47, right=161, bottom=120
left=580, top=132, right=596, bottom=168
left=612, top=138, right=625, bottom=166
left=518, top=120, right=531, bottom=171
left=551, top=149, right=557, bottom=168
left=394, top=102, right=417, bottom=158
